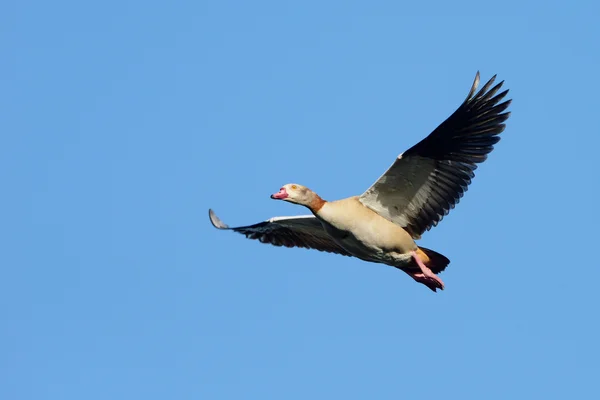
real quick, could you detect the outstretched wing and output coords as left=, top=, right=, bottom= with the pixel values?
left=359, top=72, right=511, bottom=239
left=209, top=209, right=352, bottom=256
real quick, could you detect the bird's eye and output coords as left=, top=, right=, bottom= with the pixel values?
left=291, top=185, right=297, bottom=190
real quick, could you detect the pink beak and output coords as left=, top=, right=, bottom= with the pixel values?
left=270, top=187, right=288, bottom=200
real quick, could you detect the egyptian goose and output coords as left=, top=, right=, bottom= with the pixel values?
left=209, top=72, right=511, bottom=292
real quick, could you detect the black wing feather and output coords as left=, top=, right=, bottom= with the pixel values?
left=400, top=72, right=511, bottom=235
left=359, top=72, right=512, bottom=238
left=209, top=209, right=352, bottom=256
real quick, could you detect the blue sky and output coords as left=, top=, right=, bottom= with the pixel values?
left=2, top=1, right=599, bottom=399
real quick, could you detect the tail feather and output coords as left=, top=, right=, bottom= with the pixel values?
left=418, top=247, right=450, bottom=274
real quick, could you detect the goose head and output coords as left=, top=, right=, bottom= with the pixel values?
left=271, top=183, right=323, bottom=210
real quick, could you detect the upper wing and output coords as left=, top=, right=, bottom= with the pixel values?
left=208, top=209, right=352, bottom=256
left=358, top=72, right=512, bottom=239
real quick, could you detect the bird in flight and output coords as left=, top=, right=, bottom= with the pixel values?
left=209, top=72, right=511, bottom=292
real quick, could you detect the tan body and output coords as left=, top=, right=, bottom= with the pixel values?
left=315, top=197, right=418, bottom=266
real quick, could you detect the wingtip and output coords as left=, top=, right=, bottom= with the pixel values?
left=208, top=208, right=229, bottom=229
left=467, top=71, right=481, bottom=100
left=467, top=71, right=506, bottom=102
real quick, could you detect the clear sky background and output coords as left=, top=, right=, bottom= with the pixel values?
left=2, top=1, right=599, bottom=399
